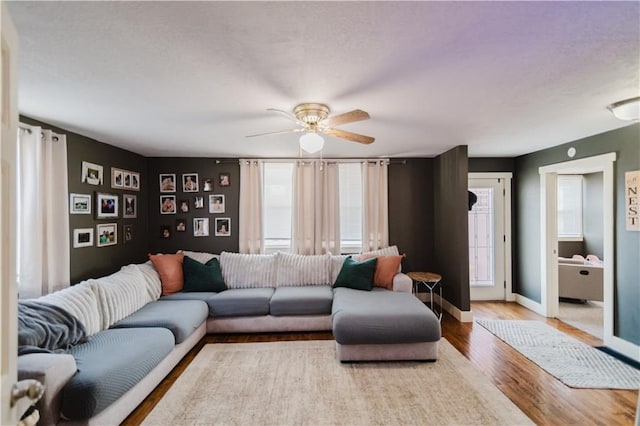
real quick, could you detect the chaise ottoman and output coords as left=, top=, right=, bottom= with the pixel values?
left=332, top=287, right=441, bottom=361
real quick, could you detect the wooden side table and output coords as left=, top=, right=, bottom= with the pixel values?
left=407, top=272, right=443, bottom=321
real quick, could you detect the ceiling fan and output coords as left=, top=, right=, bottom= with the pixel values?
left=246, top=103, right=375, bottom=153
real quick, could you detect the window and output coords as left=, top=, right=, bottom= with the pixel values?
left=468, top=187, right=494, bottom=286
left=262, top=162, right=294, bottom=252
left=339, top=163, right=362, bottom=253
left=557, top=175, right=583, bottom=240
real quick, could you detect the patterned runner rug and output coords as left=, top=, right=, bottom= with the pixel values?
left=476, top=319, right=640, bottom=389
left=142, top=339, right=533, bottom=425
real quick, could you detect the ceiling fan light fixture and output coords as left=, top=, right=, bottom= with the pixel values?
left=299, top=132, right=324, bottom=153
left=607, top=96, right=640, bottom=121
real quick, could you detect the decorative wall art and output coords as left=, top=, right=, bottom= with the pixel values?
left=160, top=195, right=176, bottom=214
left=70, top=193, right=91, bottom=214
left=159, top=174, right=176, bottom=193
left=73, top=228, right=94, bottom=248
left=81, top=161, right=103, bottom=185
left=218, top=173, right=230, bottom=187
left=183, top=173, right=199, bottom=192
left=96, top=193, right=119, bottom=219
left=161, top=225, right=172, bottom=239
left=194, top=196, right=204, bottom=209
left=123, top=194, right=137, bottom=218
left=176, top=219, right=187, bottom=232
left=209, top=194, right=225, bottom=213
left=96, top=223, right=117, bottom=247
left=179, top=199, right=190, bottom=213
left=215, top=217, right=231, bottom=236
left=203, top=178, right=214, bottom=192
left=193, top=218, right=209, bottom=237
left=123, top=224, right=133, bottom=243
left=111, top=167, right=140, bottom=190
left=625, top=170, right=639, bottom=231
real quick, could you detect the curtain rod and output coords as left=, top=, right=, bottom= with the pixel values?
left=18, top=123, right=61, bottom=142
left=239, top=159, right=406, bottom=165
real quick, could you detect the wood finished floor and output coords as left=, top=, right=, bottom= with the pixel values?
left=123, top=302, right=638, bottom=426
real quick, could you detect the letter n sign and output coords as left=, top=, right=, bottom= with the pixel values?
left=626, top=170, right=640, bottom=231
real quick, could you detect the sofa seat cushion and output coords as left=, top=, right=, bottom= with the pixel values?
left=61, top=328, right=174, bottom=420
left=208, top=288, right=274, bottom=317
left=160, top=292, right=217, bottom=302
left=110, top=300, right=208, bottom=344
left=332, top=288, right=441, bottom=345
left=270, top=286, right=333, bottom=316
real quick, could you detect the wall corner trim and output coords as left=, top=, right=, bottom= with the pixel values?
left=514, top=294, right=546, bottom=316
left=437, top=295, right=474, bottom=322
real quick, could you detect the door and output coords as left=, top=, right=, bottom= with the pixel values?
left=1, top=3, right=19, bottom=425
left=469, top=177, right=507, bottom=301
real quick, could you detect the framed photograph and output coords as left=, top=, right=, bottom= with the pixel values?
left=96, top=223, right=117, bottom=247
left=161, top=225, right=172, bottom=239
left=182, top=173, right=199, bottom=192
left=123, top=224, right=133, bottom=243
left=209, top=194, right=225, bottom=213
left=159, top=174, right=176, bottom=193
left=194, top=195, right=204, bottom=209
left=160, top=195, right=176, bottom=214
left=73, top=228, right=93, bottom=248
left=193, top=218, right=209, bottom=237
left=131, top=172, right=140, bottom=191
left=218, top=173, right=230, bottom=187
left=178, top=199, right=190, bottom=213
left=203, top=178, right=214, bottom=192
left=176, top=218, right=187, bottom=232
left=70, top=193, right=91, bottom=214
left=123, top=194, right=137, bottom=218
left=215, top=217, right=231, bottom=236
left=81, top=161, right=103, bottom=186
left=123, top=172, right=132, bottom=189
left=111, top=168, right=124, bottom=188
left=96, top=193, right=118, bottom=219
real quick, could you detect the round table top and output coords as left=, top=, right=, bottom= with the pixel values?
left=407, top=271, right=442, bottom=283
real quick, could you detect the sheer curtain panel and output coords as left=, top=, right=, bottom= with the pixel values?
left=239, top=160, right=263, bottom=254
left=361, top=160, right=389, bottom=251
left=17, top=126, right=70, bottom=298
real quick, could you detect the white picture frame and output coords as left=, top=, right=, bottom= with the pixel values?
left=209, top=194, right=225, bottom=213
left=160, top=195, right=177, bottom=214
left=81, top=161, right=103, bottom=185
left=182, top=173, right=199, bottom=192
left=96, top=223, right=117, bottom=247
left=96, top=193, right=119, bottom=219
left=70, top=193, right=91, bottom=214
left=159, top=173, right=176, bottom=193
left=111, top=168, right=124, bottom=188
left=73, top=228, right=94, bottom=248
left=193, top=217, right=209, bottom=237
left=215, top=217, right=231, bottom=237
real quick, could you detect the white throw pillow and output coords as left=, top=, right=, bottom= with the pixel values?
left=220, top=252, right=277, bottom=289
left=329, top=255, right=349, bottom=285
left=135, top=261, right=163, bottom=301
left=91, top=265, right=149, bottom=329
left=359, top=245, right=402, bottom=272
left=276, top=252, right=331, bottom=287
left=38, top=282, right=102, bottom=336
left=178, top=250, right=219, bottom=264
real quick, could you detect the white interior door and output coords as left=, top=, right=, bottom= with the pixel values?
left=1, top=3, right=19, bottom=425
left=469, top=177, right=507, bottom=301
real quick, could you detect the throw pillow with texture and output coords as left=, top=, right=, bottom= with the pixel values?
left=183, top=256, right=227, bottom=292
left=333, top=256, right=377, bottom=291
left=149, top=252, right=184, bottom=295
left=359, top=254, right=405, bottom=290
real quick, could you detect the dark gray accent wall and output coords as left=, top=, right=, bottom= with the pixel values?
left=434, top=146, right=470, bottom=312
left=388, top=159, right=435, bottom=273
left=20, top=116, right=149, bottom=284
left=147, top=158, right=240, bottom=255
left=515, top=123, right=640, bottom=344
left=469, top=158, right=515, bottom=173
left=583, top=172, right=604, bottom=259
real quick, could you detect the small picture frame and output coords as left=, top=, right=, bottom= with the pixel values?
left=73, top=228, right=94, bottom=248
left=130, top=172, right=140, bottom=191
left=209, top=194, right=225, bottom=213
left=194, top=195, right=204, bottom=209
left=159, top=174, right=176, bottom=193
left=111, top=168, right=124, bottom=188
left=178, top=199, right=190, bottom=213
left=215, top=217, right=231, bottom=236
left=70, top=193, right=91, bottom=214
left=96, top=223, right=117, bottom=247
left=123, top=224, right=133, bottom=243
left=96, top=193, right=118, bottom=219
left=123, top=172, right=132, bottom=188
left=175, top=218, right=187, bottom=232
left=81, top=161, right=103, bottom=186
left=203, top=178, right=214, bottom=192
left=161, top=225, right=172, bottom=239
left=218, top=173, right=230, bottom=187
left=160, top=195, right=176, bottom=214
left=193, top=218, right=209, bottom=237
left=182, top=173, right=199, bottom=192
left=123, top=194, right=137, bottom=218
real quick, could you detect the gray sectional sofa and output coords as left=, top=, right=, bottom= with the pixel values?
left=18, top=246, right=441, bottom=425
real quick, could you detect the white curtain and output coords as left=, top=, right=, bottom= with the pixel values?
left=361, top=160, right=389, bottom=251
left=17, top=125, right=70, bottom=298
left=292, top=160, right=340, bottom=255
left=239, top=160, right=263, bottom=254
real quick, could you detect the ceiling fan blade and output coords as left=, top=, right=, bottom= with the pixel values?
left=246, top=128, right=305, bottom=138
left=321, top=109, right=370, bottom=127
left=323, top=128, right=375, bottom=144
left=267, top=108, right=307, bottom=127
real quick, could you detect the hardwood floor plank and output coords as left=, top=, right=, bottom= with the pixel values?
left=123, top=304, right=638, bottom=425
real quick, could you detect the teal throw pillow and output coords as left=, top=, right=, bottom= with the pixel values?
left=333, top=256, right=377, bottom=291
left=182, top=256, right=226, bottom=292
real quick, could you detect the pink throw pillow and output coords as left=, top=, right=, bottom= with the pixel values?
left=359, top=254, right=405, bottom=290
left=149, top=252, right=185, bottom=295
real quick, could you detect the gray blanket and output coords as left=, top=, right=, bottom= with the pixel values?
left=18, top=300, right=87, bottom=356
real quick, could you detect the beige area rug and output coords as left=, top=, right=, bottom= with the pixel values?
left=558, top=300, right=604, bottom=339
left=142, top=339, right=533, bottom=426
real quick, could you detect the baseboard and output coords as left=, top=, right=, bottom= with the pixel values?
left=423, top=293, right=473, bottom=322
left=515, top=294, right=546, bottom=316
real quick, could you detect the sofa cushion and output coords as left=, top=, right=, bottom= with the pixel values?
left=276, top=253, right=331, bottom=286
left=149, top=253, right=185, bottom=295
left=37, top=282, right=102, bottom=336
left=332, top=287, right=441, bottom=345
left=333, top=256, right=377, bottom=291
left=183, top=256, right=227, bottom=292
left=208, top=288, right=274, bottom=316
left=359, top=254, right=404, bottom=290
left=61, top=328, right=174, bottom=420
left=110, top=300, right=208, bottom=344
left=270, top=286, right=333, bottom=316
left=160, top=292, right=217, bottom=302
left=220, top=252, right=277, bottom=289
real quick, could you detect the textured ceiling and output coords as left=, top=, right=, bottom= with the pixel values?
left=6, top=1, right=640, bottom=158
